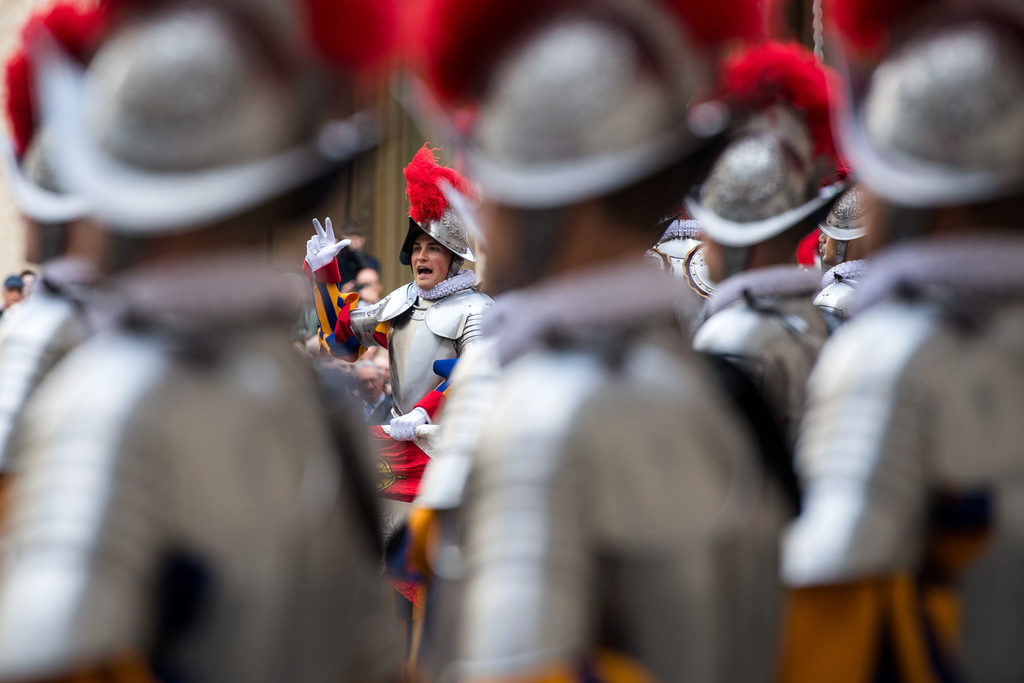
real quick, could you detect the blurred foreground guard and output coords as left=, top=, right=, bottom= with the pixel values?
left=689, top=42, right=842, bottom=451
left=781, top=1, right=1024, bottom=681
left=0, top=1, right=400, bottom=681
left=0, top=2, right=104, bottom=486
left=412, top=0, right=790, bottom=680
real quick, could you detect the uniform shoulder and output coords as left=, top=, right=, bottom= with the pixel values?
left=377, top=283, right=416, bottom=322
left=425, top=288, right=494, bottom=340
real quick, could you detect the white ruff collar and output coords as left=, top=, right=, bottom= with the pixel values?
left=413, top=269, right=477, bottom=301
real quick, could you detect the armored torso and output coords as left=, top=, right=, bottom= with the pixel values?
left=351, top=283, right=492, bottom=416
left=784, top=237, right=1024, bottom=682
left=0, top=259, right=397, bottom=682
left=442, top=263, right=788, bottom=682
left=694, top=265, right=830, bottom=449
left=814, top=259, right=868, bottom=331
left=0, top=258, right=96, bottom=471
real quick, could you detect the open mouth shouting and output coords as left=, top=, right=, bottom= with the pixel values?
left=411, top=233, right=453, bottom=290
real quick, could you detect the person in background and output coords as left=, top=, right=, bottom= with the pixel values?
left=354, top=359, right=394, bottom=425
left=0, top=277, right=23, bottom=318
left=334, top=220, right=381, bottom=286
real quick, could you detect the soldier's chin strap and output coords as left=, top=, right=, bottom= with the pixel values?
left=834, top=238, right=849, bottom=265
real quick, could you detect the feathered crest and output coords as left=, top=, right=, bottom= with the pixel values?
left=105, top=0, right=399, bottom=70
left=404, top=144, right=475, bottom=224
left=421, top=0, right=762, bottom=103
left=720, top=42, right=839, bottom=161
left=5, top=1, right=107, bottom=158
left=825, top=0, right=929, bottom=53
left=301, top=0, right=398, bottom=70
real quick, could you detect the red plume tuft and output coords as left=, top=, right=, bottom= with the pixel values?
left=301, top=0, right=399, bottom=70
left=4, top=1, right=107, bottom=158
left=421, top=0, right=763, bottom=104
left=665, top=0, right=763, bottom=45
left=404, top=144, right=475, bottom=224
left=422, top=0, right=573, bottom=103
left=825, top=0, right=929, bottom=53
left=721, top=42, right=839, bottom=161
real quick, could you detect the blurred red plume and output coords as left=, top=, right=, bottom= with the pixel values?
left=5, top=1, right=107, bottom=158
left=302, top=0, right=399, bottom=70
left=721, top=41, right=839, bottom=160
left=422, top=0, right=763, bottom=104
left=826, top=0, right=930, bottom=53
left=665, top=0, right=763, bottom=46
left=404, top=144, right=475, bottom=224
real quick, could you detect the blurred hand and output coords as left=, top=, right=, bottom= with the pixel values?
left=389, top=407, right=429, bottom=441
left=305, top=217, right=351, bottom=271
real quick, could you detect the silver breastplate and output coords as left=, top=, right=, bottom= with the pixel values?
left=389, top=300, right=457, bottom=415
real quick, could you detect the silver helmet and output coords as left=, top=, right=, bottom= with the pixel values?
left=819, top=185, right=868, bottom=242
left=834, top=2, right=1024, bottom=208
left=398, top=144, right=477, bottom=274
left=30, top=0, right=385, bottom=235
left=686, top=42, right=845, bottom=248
left=423, top=0, right=762, bottom=210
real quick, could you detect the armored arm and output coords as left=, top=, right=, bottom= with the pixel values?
left=306, top=264, right=390, bottom=359
left=0, top=355, right=166, bottom=678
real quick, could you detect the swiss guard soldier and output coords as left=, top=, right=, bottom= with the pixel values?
left=0, top=1, right=103, bottom=483
left=408, top=0, right=790, bottom=680
left=781, top=0, right=1024, bottom=681
left=0, top=0, right=399, bottom=680
left=305, top=144, right=493, bottom=505
left=814, top=184, right=870, bottom=328
left=688, top=42, right=843, bottom=449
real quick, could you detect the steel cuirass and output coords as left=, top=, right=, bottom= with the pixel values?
left=351, top=284, right=492, bottom=416
left=785, top=237, right=1024, bottom=682
left=0, top=261, right=399, bottom=683
left=694, top=266, right=830, bottom=449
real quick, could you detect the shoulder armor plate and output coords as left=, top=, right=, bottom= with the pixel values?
left=424, top=289, right=494, bottom=340
left=377, top=284, right=417, bottom=323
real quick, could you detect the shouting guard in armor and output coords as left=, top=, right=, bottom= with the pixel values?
left=688, top=42, right=843, bottom=449
left=0, top=0, right=400, bottom=680
left=0, top=2, right=104, bottom=485
left=781, top=1, right=1024, bottom=680
left=407, top=0, right=791, bottom=680
left=305, top=145, right=493, bottom=506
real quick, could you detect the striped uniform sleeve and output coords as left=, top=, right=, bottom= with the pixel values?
left=304, top=259, right=392, bottom=360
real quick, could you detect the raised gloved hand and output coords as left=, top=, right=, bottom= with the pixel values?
left=389, top=407, right=430, bottom=441
left=305, top=217, right=351, bottom=271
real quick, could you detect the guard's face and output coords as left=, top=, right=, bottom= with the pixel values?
left=411, top=233, right=452, bottom=290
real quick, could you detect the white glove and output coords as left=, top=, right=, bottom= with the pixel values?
left=389, top=407, right=430, bottom=441
left=305, top=217, right=351, bottom=272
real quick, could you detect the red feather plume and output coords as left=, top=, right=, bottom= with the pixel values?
left=301, top=0, right=399, bottom=70
left=720, top=42, right=839, bottom=161
left=825, top=0, right=930, bottom=53
left=404, top=144, right=475, bottom=224
left=665, top=0, right=763, bottom=46
left=421, top=0, right=762, bottom=104
left=5, top=1, right=107, bottom=158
